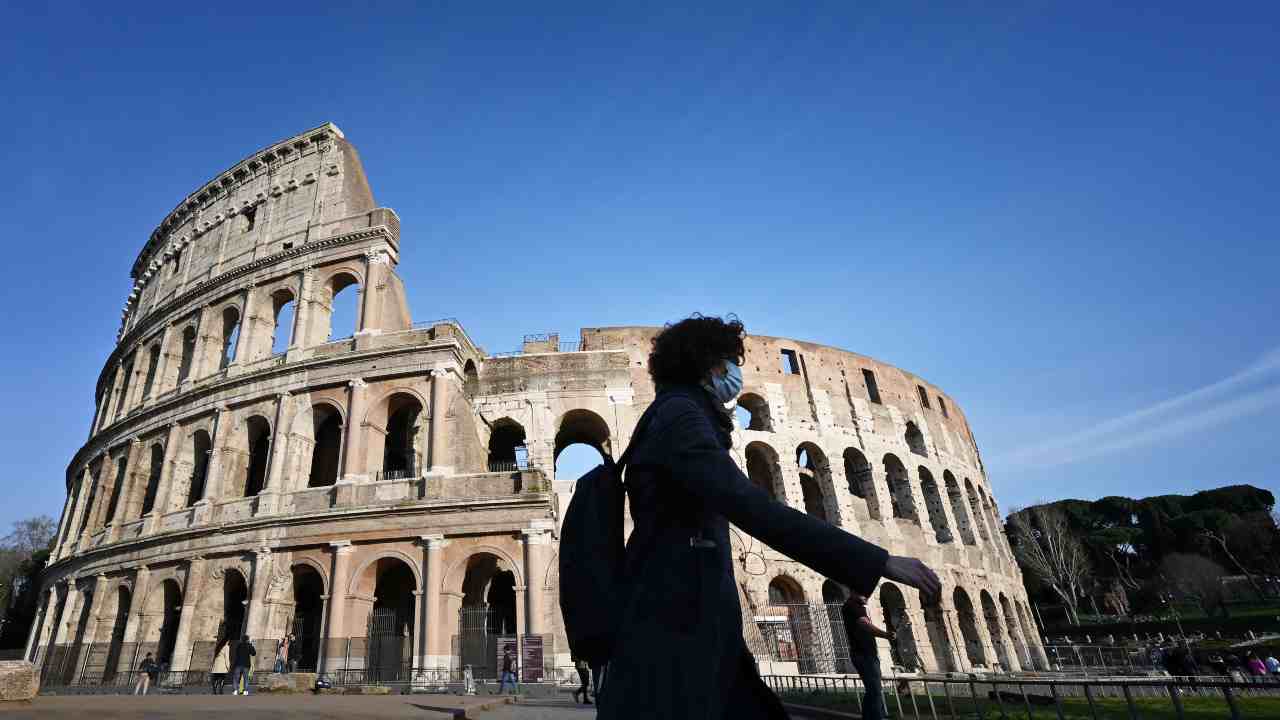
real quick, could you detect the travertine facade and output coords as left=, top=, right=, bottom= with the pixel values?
left=29, top=124, right=1044, bottom=684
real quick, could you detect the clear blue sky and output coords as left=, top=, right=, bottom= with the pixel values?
left=2, top=2, right=1277, bottom=531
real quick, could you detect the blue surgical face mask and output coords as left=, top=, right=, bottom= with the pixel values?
left=706, top=359, right=743, bottom=404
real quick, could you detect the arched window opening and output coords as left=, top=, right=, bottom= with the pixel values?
left=981, top=590, right=1012, bottom=670
left=114, top=354, right=135, bottom=418
left=290, top=566, right=324, bottom=671
left=966, top=479, right=992, bottom=543
left=487, top=419, right=527, bottom=473
left=879, top=583, right=920, bottom=671
left=155, top=579, right=183, bottom=665
left=924, top=602, right=957, bottom=672
left=796, top=444, right=833, bottom=523
left=553, top=409, right=611, bottom=478
left=326, top=275, right=360, bottom=342
left=186, top=430, right=211, bottom=507
left=219, top=570, right=249, bottom=648
left=843, top=447, right=880, bottom=520
left=220, top=307, right=240, bottom=369
left=78, top=464, right=101, bottom=535
left=271, top=290, right=296, bottom=355
left=954, top=588, right=986, bottom=667
left=760, top=576, right=809, bottom=666
left=102, top=454, right=129, bottom=527
left=904, top=421, right=927, bottom=457
left=459, top=553, right=517, bottom=678
left=999, top=593, right=1030, bottom=670
left=242, top=416, right=271, bottom=497
left=309, top=405, right=342, bottom=488
left=141, top=344, right=161, bottom=399
left=139, top=444, right=164, bottom=516
left=768, top=576, right=805, bottom=606
left=102, top=586, right=132, bottom=682
left=745, top=442, right=782, bottom=501
left=945, top=471, right=976, bottom=545
left=463, top=360, right=479, bottom=399
left=799, top=474, right=827, bottom=523
left=918, top=466, right=952, bottom=543
left=735, top=393, right=773, bottom=432
left=381, top=395, right=424, bottom=480
left=176, top=326, right=197, bottom=383
left=366, top=558, right=417, bottom=681
left=883, top=454, right=917, bottom=523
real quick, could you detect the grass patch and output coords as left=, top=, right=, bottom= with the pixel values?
left=778, top=689, right=1280, bottom=719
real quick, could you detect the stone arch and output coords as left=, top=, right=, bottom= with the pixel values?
left=883, top=453, right=917, bottom=522
left=458, top=552, right=519, bottom=639
left=953, top=587, right=986, bottom=667
left=348, top=550, right=423, bottom=598
left=843, top=447, right=881, bottom=520
left=219, top=305, right=241, bottom=369
left=300, top=401, right=343, bottom=488
left=878, top=582, right=920, bottom=670
left=176, top=324, right=198, bottom=383
left=767, top=574, right=806, bottom=606
left=289, top=563, right=325, bottom=671
left=999, top=592, right=1030, bottom=670
left=744, top=441, right=783, bottom=500
left=904, top=421, right=927, bottom=457
left=365, top=391, right=426, bottom=480
left=238, top=415, right=272, bottom=497
left=981, top=589, right=1011, bottom=670
left=553, top=409, right=612, bottom=469
left=321, top=269, right=363, bottom=342
left=965, top=478, right=992, bottom=543
left=351, top=555, right=418, bottom=664
left=441, top=545, right=524, bottom=595
left=136, top=442, right=165, bottom=518
left=923, top=601, right=957, bottom=672
left=206, top=566, right=250, bottom=648
left=796, top=443, right=836, bottom=523
left=918, top=466, right=952, bottom=543
left=143, top=577, right=183, bottom=666
left=944, top=471, right=976, bottom=545
left=101, top=583, right=133, bottom=681
left=269, top=287, right=297, bottom=355
left=736, top=392, right=773, bottom=432
left=487, top=417, right=527, bottom=472
left=463, top=359, right=479, bottom=399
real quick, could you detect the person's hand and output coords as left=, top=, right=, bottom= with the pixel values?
left=884, top=555, right=941, bottom=602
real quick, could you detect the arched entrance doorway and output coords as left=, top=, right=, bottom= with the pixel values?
left=219, top=570, right=249, bottom=649
left=154, top=580, right=183, bottom=667
left=745, top=442, right=782, bottom=500
left=380, top=394, right=424, bottom=480
left=309, top=404, right=343, bottom=487
left=821, top=580, right=853, bottom=673
left=953, top=588, right=986, bottom=668
left=923, top=603, right=956, bottom=672
left=878, top=583, right=919, bottom=671
left=290, top=566, right=324, bottom=671
left=102, top=585, right=131, bottom=682
left=358, top=557, right=417, bottom=681
left=458, top=553, right=517, bottom=678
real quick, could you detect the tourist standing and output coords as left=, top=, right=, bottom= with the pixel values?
left=231, top=635, right=256, bottom=695
left=134, top=652, right=159, bottom=695
left=1247, top=652, right=1267, bottom=680
left=572, top=657, right=593, bottom=704
left=274, top=635, right=291, bottom=673
left=841, top=593, right=895, bottom=720
left=498, top=649, right=518, bottom=694
left=211, top=642, right=231, bottom=694
left=594, top=315, right=940, bottom=720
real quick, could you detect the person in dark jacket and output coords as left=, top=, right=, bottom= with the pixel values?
left=841, top=594, right=895, bottom=720
left=134, top=653, right=159, bottom=695
left=597, top=315, right=941, bottom=720
left=231, top=635, right=256, bottom=695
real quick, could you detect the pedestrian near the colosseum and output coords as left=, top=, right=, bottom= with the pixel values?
left=840, top=593, right=895, bottom=720
left=596, top=314, right=941, bottom=720
left=274, top=635, right=291, bottom=673
left=134, top=652, right=159, bottom=695
left=211, top=641, right=231, bottom=694
left=572, top=657, right=593, bottom=704
left=231, top=635, right=256, bottom=695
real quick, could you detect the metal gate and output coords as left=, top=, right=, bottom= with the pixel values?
left=458, top=606, right=497, bottom=678
left=772, top=602, right=851, bottom=674
left=365, top=608, right=410, bottom=682
left=290, top=613, right=320, bottom=671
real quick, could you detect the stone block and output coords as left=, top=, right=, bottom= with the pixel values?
left=344, top=684, right=392, bottom=695
left=0, top=661, right=39, bottom=702
left=257, top=672, right=317, bottom=693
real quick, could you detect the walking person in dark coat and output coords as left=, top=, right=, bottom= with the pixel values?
left=134, top=652, right=160, bottom=695
left=231, top=635, right=256, bottom=695
left=596, top=315, right=941, bottom=720
left=840, top=594, right=895, bottom=720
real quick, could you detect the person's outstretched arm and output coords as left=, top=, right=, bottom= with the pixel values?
left=656, top=396, right=940, bottom=599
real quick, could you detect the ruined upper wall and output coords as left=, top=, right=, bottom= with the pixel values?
left=119, top=123, right=382, bottom=335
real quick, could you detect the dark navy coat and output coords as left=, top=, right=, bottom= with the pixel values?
left=598, top=386, right=889, bottom=720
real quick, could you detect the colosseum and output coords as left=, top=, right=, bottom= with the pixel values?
left=26, top=123, right=1045, bottom=689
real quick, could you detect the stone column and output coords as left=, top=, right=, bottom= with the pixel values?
left=288, top=268, right=314, bottom=355
left=340, top=380, right=368, bottom=483
left=322, top=541, right=355, bottom=673
left=428, top=369, right=453, bottom=475
left=187, top=304, right=213, bottom=384
left=145, top=326, right=173, bottom=403
left=25, top=587, right=56, bottom=661
left=246, top=547, right=273, bottom=640
left=514, top=583, right=526, bottom=675
left=53, top=580, right=81, bottom=645
left=57, top=469, right=91, bottom=559
left=258, top=393, right=291, bottom=515
left=357, top=251, right=387, bottom=335
left=199, top=405, right=229, bottom=509
left=105, top=362, right=126, bottom=427
left=419, top=535, right=448, bottom=668
left=110, top=438, right=145, bottom=540
left=116, top=565, right=150, bottom=675
left=228, top=286, right=257, bottom=369
left=85, top=573, right=110, bottom=650
left=90, top=384, right=112, bottom=438
left=521, top=526, right=552, bottom=637
left=169, top=556, right=206, bottom=672
left=411, top=590, right=424, bottom=671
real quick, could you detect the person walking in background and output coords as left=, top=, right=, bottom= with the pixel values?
left=841, top=593, right=896, bottom=720
left=274, top=635, right=291, bottom=673
left=498, top=649, right=518, bottom=694
left=231, top=635, right=256, bottom=695
left=572, top=657, right=593, bottom=704
left=134, top=652, right=159, bottom=695
left=210, top=641, right=231, bottom=694
left=595, top=315, right=940, bottom=720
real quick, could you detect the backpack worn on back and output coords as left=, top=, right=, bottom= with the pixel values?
left=558, top=392, right=686, bottom=664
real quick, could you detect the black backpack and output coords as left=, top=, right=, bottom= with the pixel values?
left=558, top=392, right=685, bottom=664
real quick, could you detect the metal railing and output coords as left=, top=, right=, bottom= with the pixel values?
left=765, top=672, right=1280, bottom=719
left=374, top=465, right=417, bottom=481
left=487, top=460, right=520, bottom=473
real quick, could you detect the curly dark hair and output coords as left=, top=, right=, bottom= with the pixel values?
left=648, top=314, right=745, bottom=387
